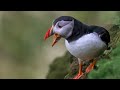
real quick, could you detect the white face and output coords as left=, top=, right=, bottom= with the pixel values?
left=53, top=20, right=74, bottom=38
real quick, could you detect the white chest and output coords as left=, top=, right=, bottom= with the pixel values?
left=65, top=33, right=107, bottom=61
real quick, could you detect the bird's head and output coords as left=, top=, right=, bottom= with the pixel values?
left=44, top=16, right=75, bottom=47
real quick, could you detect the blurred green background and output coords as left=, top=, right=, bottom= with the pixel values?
left=0, top=11, right=119, bottom=79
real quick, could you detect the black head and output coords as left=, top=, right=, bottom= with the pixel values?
left=52, top=16, right=88, bottom=42
left=44, top=16, right=87, bottom=46
left=53, top=16, right=75, bottom=26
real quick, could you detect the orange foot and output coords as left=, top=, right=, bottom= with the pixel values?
left=85, top=59, right=97, bottom=73
left=73, top=72, right=84, bottom=79
left=73, top=61, right=84, bottom=79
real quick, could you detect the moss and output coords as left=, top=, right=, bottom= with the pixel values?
left=46, top=52, right=71, bottom=79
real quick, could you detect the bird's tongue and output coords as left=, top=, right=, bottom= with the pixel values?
left=52, top=34, right=61, bottom=47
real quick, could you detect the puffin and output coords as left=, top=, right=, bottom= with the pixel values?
left=44, top=16, right=110, bottom=79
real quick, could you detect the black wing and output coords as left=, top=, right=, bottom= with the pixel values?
left=89, top=26, right=110, bottom=46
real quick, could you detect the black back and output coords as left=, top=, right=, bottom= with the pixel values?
left=89, top=26, right=110, bottom=46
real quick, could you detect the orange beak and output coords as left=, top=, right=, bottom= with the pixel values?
left=44, top=25, right=61, bottom=47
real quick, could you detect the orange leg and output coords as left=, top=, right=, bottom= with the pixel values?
left=85, top=59, right=97, bottom=74
left=73, top=60, right=84, bottom=79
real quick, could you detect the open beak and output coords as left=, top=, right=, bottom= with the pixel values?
left=44, top=25, right=61, bottom=47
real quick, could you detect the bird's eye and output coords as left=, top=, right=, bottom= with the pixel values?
left=58, top=23, right=62, bottom=28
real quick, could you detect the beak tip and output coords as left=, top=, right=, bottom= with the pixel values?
left=44, top=37, right=47, bottom=40
left=52, top=44, right=54, bottom=47
left=44, top=36, right=47, bottom=40
left=44, top=26, right=54, bottom=41
left=44, top=34, right=49, bottom=40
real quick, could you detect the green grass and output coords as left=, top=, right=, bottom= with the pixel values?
left=88, top=44, right=120, bottom=79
